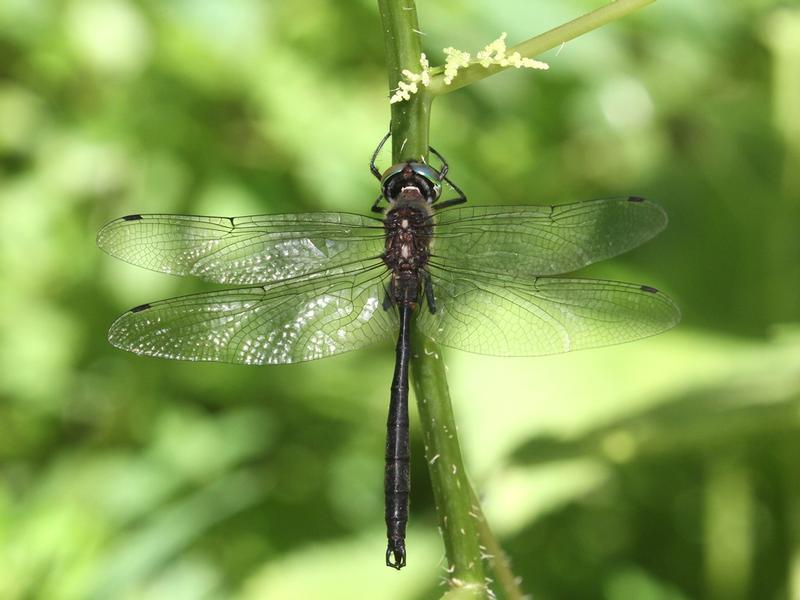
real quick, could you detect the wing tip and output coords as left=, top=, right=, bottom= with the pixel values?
left=96, top=214, right=143, bottom=249
left=627, top=195, right=669, bottom=230
left=639, top=284, right=682, bottom=328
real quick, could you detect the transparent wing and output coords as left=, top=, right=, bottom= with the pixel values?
left=97, top=212, right=385, bottom=285
left=432, top=197, right=667, bottom=277
left=418, top=265, right=680, bottom=356
left=108, top=266, right=396, bottom=364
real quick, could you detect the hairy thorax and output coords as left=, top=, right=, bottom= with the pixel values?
left=382, top=194, right=433, bottom=310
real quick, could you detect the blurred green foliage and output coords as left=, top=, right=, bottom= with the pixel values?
left=1, top=0, right=799, bottom=598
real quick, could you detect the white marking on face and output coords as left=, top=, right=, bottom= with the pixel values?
left=401, top=218, right=409, bottom=229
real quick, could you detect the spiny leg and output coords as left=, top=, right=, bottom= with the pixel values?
left=426, top=145, right=466, bottom=209
left=433, top=174, right=468, bottom=210
left=428, top=145, right=449, bottom=180
left=371, top=193, right=386, bottom=214
left=423, top=270, right=436, bottom=314
left=371, top=130, right=392, bottom=181
left=382, top=282, right=394, bottom=311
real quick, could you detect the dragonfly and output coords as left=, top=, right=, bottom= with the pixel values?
left=97, top=132, right=680, bottom=569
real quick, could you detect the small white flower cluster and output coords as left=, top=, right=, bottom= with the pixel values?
left=389, top=53, right=431, bottom=103
left=389, top=33, right=549, bottom=103
left=442, top=47, right=471, bottom=85
left=475, top=32, right=549, bottom=71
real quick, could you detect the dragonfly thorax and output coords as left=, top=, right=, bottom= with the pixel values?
left=381, top=162, right=442, bottom=205
left=383, top=203, right=433, bottom=310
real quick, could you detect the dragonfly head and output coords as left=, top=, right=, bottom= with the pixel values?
left=381, top=162, right=442, bottom=205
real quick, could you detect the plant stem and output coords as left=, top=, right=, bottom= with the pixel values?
left=379, top=0, right=490, bottom=594
left=411, top=332, right=487, bottom=594
left=379, top=0, right=432, bottom=161
left=469, top=486, right=525, bottom=600
left=428, top=0, right=656, bottom=95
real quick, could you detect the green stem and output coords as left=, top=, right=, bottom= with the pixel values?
left=379, top=0, right=489, bottom=594
left=469, top=487, right=525, bottom=600
left=428, top=0, right=656, bottom=95
left=411, top=332, right=486, bottom=593
left=379, top=0, right=431, bottom=161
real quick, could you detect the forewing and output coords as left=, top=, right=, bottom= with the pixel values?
left=417, top=266, right=680, bottom=356
left=97, top=212, right=385, bottom=284
left=108, top=266, right=396, bottom=364
left=432, top=197, right=667, bottom=277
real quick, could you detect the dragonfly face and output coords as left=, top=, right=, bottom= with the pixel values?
left=97, top=134, right=680, bottom=570
left=380, top=162, right=442, bottom=205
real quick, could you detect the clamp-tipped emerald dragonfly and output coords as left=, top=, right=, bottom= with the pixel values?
left=97, top=133, right=679, bottom=569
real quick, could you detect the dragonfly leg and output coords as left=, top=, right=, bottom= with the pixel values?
left=382, top=284, right=394, bottom=311
left=371, top=130, right=392, bottom=181
left=428, top=145, right=448, bottom=180
left=433, top=174, right=468, bottom=210
left=371, top=194, right=386, bottom=214
left=423, top=270, right=436, bottom=314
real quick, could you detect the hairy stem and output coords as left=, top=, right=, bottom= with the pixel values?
left=379, top=0, right=488, bottom=593
left=428, top=0, right=656, bottom=95
left=469, top=487, right=525, bottom=600
left=379, top=0, right=431, bottom=161
left=411, top=333, right=486, bottom=592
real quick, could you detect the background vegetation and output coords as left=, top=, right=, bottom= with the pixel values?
left=1, top=0, right=799, bottom=598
